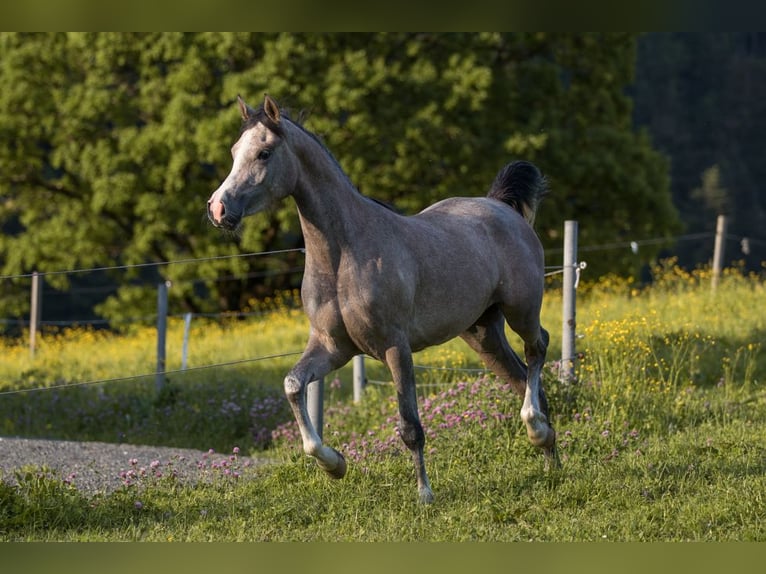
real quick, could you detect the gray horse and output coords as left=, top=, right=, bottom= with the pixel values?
left=208, top=94, right=557, bottom=503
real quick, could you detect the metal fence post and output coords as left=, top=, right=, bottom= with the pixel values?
left=29, top=271, right=42, bottom=358
left=307, top=377, right=324, bottom=440
left=353, top=354, right=366, bottom=403
left=712, top=214, right=727, bottom=291
left=560, top=220, right=578, bottom=382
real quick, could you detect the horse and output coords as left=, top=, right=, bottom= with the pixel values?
left=207, top=94, right=557, bottom=503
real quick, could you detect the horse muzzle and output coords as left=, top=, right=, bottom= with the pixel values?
left=207, top=196, right=240, bottom=230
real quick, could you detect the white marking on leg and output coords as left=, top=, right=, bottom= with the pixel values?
left=285, top=373, right=346, bottom=477
left=520, top=361, right=553, bottom=448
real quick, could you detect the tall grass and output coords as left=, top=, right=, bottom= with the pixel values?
left=1, top=264, right=764, bottom=540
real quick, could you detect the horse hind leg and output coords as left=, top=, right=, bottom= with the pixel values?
left=517, top=324, right=560, bottom=468
left=461, top=307, right=558, bottom=468
left=460, top=305, right=527, bottom=398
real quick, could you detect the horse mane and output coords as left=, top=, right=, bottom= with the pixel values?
left=487, top=160, right=548, bottom=225
left=245, top=102, right=398, bottom=213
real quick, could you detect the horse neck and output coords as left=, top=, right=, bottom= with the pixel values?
left=288, top=126, right=374, bottom=268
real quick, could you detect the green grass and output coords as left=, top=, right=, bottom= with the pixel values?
left=1, top=264, right=764, bottom=540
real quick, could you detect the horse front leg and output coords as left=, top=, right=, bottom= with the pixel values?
left=284, top=339, right=348, bottom=479
left=385, top=344, right=434, bottom=504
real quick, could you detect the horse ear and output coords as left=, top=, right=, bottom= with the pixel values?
left=237, top=95, right=257, bottom=121
left=263, top=93, right=281, bottom=124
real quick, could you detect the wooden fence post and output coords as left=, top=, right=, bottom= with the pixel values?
left=353, top=354, right=366, bottom=403
left=29, top=271, right=42, bottom=358
left=307, top=377, right=324, bottom=440
left=156, top=280, right=170, bottom=392
left=560, top=220, right=578, bottom=382
left=712, top=214, right=727, bottom=291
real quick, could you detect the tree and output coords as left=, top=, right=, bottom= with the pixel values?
left=0, top=33, right=679, bottom=328
left=633, top=33, right=766, bottom=271
left=229, top=33, right=680, bottom=275
left=0, top=32, right=276, bottom=326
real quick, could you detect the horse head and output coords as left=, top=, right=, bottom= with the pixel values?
left=207, top=94, right=298, bottom=230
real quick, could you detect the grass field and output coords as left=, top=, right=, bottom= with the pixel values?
left=0, top=262, right=764, bottom=541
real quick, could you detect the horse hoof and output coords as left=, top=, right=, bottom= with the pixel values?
left=317, top=448, right=347, bottom=479
left=418, top=487, right=435, bottom=504
left=526, top=426, right=556, bottom=450
left=544, top=445, right=562, bottom=471
left=521, top=407, right=556, bottom=448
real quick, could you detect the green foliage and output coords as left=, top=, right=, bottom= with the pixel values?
left=0, top=33, right=679, bottom=327
left=0, top=465, right=89, bottom=534
left=634, top=33, right=766, bottom=270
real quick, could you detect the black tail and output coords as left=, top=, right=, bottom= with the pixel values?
left=487, top=160, right=548, bottom=225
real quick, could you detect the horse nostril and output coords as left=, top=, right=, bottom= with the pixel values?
left=208, top=198, right=226, bottom=225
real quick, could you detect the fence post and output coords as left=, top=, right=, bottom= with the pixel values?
left=307, top=377, right=324, bottom=440
left=711, top=214, right=727, bottom=291
left=560, top=220, right=578, bottom=382
left=29, top=271, right=42, bottom=358
left=156, top=280, right=170, bottom=392
left=353, top=354, right=366, bottom=403
left=181, top=312, right=192, bottom=370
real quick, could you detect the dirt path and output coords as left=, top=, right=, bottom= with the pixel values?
left=0, top=436, right=268, bottom=496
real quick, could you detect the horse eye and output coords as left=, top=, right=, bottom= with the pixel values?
left=257, top=149, right=272, bottom=161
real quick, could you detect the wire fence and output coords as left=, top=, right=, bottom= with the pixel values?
left=0, top=352, right=499, bottom=398
left=1, top=225, right=762, bottom=338
left=2, top=231, right=762, bottom=285
left=0, top=248, right=306, bottom=281
left=1, top=221, right=764, bottom=404
left=0, top=247, right=307, bottom=330
left=0, top=351, right=305, bottom=397
left=0, top=242, right=540, bottom=403
left=2, top=229, right=762, bottom=333
left=545, top=231, right=766, bottom=255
